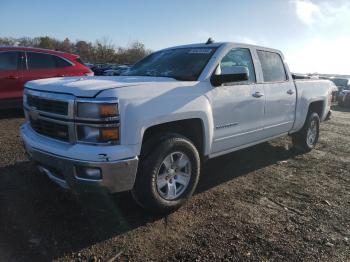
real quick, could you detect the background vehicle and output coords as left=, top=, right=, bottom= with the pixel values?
left=0, top=47, right=93, bottom=108
left=84, top=62, right=95, bottom=69
left=91, top=63, right=114, bottom=75
left=338, top=87, right=350, bottom=107
left=21, top=42, right=333, bottom=213
left=103, top=65, right=130, bottom=76
left=330, top=77, right=349, bottom=91
left=329, top=77, right=349, bottom=102
left=292, top=73, right=311, bottom=80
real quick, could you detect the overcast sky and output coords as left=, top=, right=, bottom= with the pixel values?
left=1, top=0, right=349, bottom=74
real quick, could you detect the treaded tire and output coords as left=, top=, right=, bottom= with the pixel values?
left=132, top=134, right=200, bottom=213
left=292, top=112, right=320, bottom=152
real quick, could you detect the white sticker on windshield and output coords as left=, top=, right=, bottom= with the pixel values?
left=188, top=49, right=213, bottom=54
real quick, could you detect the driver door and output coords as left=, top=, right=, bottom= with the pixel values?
left=207, top=47, right=266, bottom=155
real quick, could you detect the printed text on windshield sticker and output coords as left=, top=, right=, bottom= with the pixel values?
left=188, top=49, right=213, bottom=54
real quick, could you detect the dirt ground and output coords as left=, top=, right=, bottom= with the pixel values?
left=0, top=106, right=349, bottom=262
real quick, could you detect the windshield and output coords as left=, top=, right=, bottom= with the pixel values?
left=123, top=47, right=216, bottom=81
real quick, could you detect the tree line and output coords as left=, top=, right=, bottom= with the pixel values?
left=0, top=36, right=152, bottom=65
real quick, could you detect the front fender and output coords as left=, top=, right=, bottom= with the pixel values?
left=122, top=95, right=214, bottom=156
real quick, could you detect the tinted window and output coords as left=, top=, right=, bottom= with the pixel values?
left=0, top=51, right=20, bottom=71
left=55, top=56, right=72, bottom=68
left=219, top=48, right=256, bottom=84
left=76, top=57, right=85, bottom=65
left=257, top=50, right=287, bottom=82
left=27, top=52, right=56, bottom=69
left=331, top=78, right=349, bottom=87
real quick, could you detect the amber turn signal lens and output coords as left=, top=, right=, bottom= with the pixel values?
left=99, top=128, right=119, bottom=142
left=99, top=104, right=118, bottom=118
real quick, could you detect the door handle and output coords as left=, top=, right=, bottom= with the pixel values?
left=6, top=75, right=19, bottom=79
left=287, top=89, right=295, bottom=95
left=252, top=91, right=264, bottom=98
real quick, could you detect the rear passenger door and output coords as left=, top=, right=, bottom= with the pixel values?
left=256, top=50, right=296, bottom=137
left=21, top=52, right=70, bottom=87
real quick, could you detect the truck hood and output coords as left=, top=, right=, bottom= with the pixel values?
left=25, top=76, right=180, bottom=97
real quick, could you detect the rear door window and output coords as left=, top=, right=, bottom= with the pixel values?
left=27, top=52, right=56, bottom=70
left=257, top=50, right=287, bottom=82
left=0, top=51, right=21, bottom=71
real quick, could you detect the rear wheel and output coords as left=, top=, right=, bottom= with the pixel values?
left=132, top=134, right=200, bottom=213
left=292, top=112, right=320, bottom=152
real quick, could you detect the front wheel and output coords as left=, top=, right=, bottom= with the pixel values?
left=132, top=134, right=200, bottom=213
left=292, top=112, right=320, bottom=152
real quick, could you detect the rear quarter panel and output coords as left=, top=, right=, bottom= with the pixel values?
left=291, top=79, right=331, bottom=133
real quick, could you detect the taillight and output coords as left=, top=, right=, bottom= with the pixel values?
left=328, top=91, right=332, bottom=104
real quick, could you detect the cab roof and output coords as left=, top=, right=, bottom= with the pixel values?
left=163, top=41, right=281, bottom=54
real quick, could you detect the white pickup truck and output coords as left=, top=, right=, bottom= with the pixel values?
left=21, top=41, right=333, bottom=212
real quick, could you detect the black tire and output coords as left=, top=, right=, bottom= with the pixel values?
left=132, top=134, right=200, bottom=213
left=292, top=112, right=320, bottom=152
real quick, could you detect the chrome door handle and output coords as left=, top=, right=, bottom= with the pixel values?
left=252, top=91, right=264, bottom=98
left=287, top=89, right=295, bottom=95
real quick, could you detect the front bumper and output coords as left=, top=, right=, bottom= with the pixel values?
left=21, top=125, right=139, bottom=194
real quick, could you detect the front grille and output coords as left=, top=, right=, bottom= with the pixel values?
left=27, top=95, right=68, bottom=116
left=30, top=117, right=69, bottom=142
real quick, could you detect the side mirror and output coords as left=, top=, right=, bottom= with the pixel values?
left=211, top=66, right=249, bottom=86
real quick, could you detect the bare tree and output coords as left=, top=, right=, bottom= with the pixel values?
left=0, top=36, right=152, bottom=64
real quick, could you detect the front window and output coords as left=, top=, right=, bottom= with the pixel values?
left=218, top=48, right=256, bottom=84
left=123, top=47, right=216, bottom=81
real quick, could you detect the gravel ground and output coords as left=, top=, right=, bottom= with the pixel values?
left=0, top=106, right=349, bottom=262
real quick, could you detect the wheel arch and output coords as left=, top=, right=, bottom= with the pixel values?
left=140, top=118, right=209, bottom=158
left=308, top=100, right=324, bottom=116
left=290, top=98, right=326, bottom=134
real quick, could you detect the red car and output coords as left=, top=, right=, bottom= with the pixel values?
left=0, top=47, right=93, bottom=108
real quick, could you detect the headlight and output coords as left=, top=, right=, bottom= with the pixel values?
left=77, top=125, right=119, bottom=144
left=77, top=102, right=119, bottom=119
left=76, top=99, right=120, bottom=144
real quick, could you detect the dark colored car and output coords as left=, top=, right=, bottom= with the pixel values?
left=338, top=87, right=350, bottom=107
left=328, top=77, right=349, bottom=102
left=91, top=63, right=114, bottom=76
left=103, top=65, right=131, bottom=76
left=0, top=47, right=93, bottom=108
